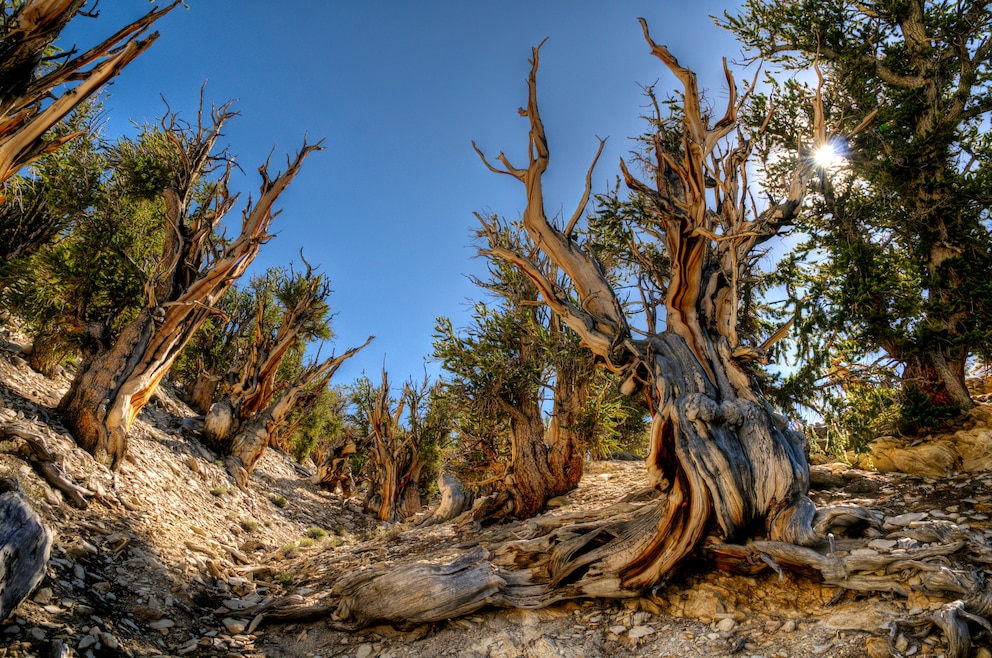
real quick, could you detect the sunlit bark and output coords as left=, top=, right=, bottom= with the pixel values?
left=0, top=1, right=176, bottom=190
left=58, top=105, right=321, bottom=467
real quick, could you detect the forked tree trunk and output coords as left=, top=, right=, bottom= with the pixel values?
left=362, top=372, right=450, bottom=522
left=365, top=371, right=421, bottom=522
left=59, top=109, right=320, bottom=467
left=215, top=339, right=372, bottom=488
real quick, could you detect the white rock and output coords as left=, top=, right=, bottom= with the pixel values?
left=716, top=618, right=736, bottom=632
left=355, top=644, right=375, bottom=658
left=221, top=618, right=247, bottom=634
left=629, top=625, right=655, bottom=639
left=885, top=512, right=928, bottom=526
left=222, top=598, right=254, bottom=610
left=32, top=587, right=54, bottom=605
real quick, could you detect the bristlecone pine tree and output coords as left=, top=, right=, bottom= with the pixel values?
left=0, top=1, right=175, bottom=195
left=722, top=0, right=992, bottom=413
left=434, top=217, right=595, bottom=521
left=247, top=22, right=992, bottom=656
left=58, top=104, right=321, bottom=468
left=201, top=264, right=372, bottom=486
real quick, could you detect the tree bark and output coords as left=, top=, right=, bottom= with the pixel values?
left=58, top=108, right=320, bottom=467
left=189, top=370, right=222, bottom=415
left=0, top=1, right=176, bottom=188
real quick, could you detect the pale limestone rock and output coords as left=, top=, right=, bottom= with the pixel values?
left=953, top=428, right=992, bottom=472
left=681, top=587, right=722, bottom=622
left=715, top=618, right=736, bottom=632
left=221, top=618, right=247, bottom=634
left=868, top=437, right=958, bottom=478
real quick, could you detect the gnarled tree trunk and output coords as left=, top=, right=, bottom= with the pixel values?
left=0, top=1, right=175, bottom=191
left=244, top=25, right=992, bottom=654
left=214, top=339, right=372, bottom=488
left=58, top=106, right=320, bottom=467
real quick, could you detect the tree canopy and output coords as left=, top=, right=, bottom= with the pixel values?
left=722, top=0, right=992, bottom=422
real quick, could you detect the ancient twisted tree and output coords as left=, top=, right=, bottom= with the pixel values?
left=0, top=1, right=175, bottom=192
left=434, top=218, right=595, bottom=520
left=354, top=370, right=450, bottom=522
left=203, top=265, right=372, bottom=485
left=58, top=104, right=321, bottom=468
left=211, top=339, right=372, bottom=488
left=249, top=22, right=992, bottom=656
left=199, top=264, right=372, bottom=484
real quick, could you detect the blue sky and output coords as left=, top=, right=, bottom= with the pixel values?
left=61, top=1, right=744, bottom=384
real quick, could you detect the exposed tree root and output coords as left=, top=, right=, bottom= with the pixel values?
left=1, top=420, right=92, bottom=509
left=239, top=499, right=991, bottom=657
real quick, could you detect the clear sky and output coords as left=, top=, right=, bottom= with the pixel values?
left=60, top=1, right=744, bottom=385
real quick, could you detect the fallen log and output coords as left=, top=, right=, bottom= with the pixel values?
left=0, top=479, right=53, bottom=621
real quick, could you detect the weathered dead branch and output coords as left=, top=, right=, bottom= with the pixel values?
left=1, top=419, right=91, bottom=508
left=0, top=479, right=52, bottom=622
left=0, top=1, right=177, bottom=188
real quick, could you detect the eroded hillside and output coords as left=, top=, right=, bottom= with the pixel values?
left=1, top=327, right=991, bottom=658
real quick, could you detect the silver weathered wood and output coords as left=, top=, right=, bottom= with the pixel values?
left=0, top=484, right=53, bottom=621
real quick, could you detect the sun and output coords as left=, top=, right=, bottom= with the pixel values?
left=814, top=142, right=843, bottom=168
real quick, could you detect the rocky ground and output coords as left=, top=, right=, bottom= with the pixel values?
left=1, top=325, right=992, bottom=658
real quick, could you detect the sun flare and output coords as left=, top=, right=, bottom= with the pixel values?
left=814, top=143, right=843, bottom=168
